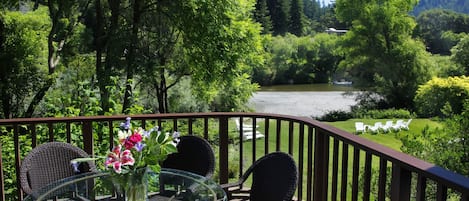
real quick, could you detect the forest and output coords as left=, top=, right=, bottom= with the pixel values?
left=1, top=0, right=469, bottom=199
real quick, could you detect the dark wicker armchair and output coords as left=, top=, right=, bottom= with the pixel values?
left=221, top=152, right=298, bottom=201
left=20, top=142, right=96, bottom=195
left=159, top=135, right=216, bottom=196
left=162, top=135, right=215, bottom=178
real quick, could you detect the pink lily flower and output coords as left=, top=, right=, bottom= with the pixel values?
left=105, top=146, right=135, bottom=173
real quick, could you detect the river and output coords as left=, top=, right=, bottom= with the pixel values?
left=248, top=84, right=358, bottom=117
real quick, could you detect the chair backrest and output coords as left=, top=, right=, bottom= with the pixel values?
left=247, top=152, right=298, bottom=201
left=355, top=122, right=364, bottom=129
left=20, top=142, right=96, bottom=195
left=162, top=135, right=215, bottom=178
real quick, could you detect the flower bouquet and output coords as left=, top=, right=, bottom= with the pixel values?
left=73, top=117, right=179, bottom=201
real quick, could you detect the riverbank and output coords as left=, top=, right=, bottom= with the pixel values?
left=248, top=91, right=358, bottom=117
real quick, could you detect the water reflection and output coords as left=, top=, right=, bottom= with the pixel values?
left=250, top=84, right=358, bottom=117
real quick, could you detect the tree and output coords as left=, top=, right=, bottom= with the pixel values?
left=335, top=0, right=431, bottom=109
left=415, top=9, right=469, bottom=55
left=254, top=0, right=273, bottom=34
left=451, top=35, right=469, bottom=74
left=90, top=0, right=264, bottom=113
left=289, top=0, right=306, bottom=36
left=267, top=0, right=290, bottom=35
left=0, top=7, right=50, bottom=118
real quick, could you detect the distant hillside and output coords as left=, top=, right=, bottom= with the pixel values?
left=413, top=0, right=469, bottom=15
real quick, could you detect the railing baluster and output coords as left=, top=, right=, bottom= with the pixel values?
left=341, top=143, right=349, bottom=201
left=351, top=147, right=360, bottom=201
left=264, top=117, right=269, bottom=154
left=108, top=120, right=114, bottom=151
left=297, top=122, right=305, bottom=201
left=276, top=119, right=281, bottom=151
left=48, top=122, right=54, bottom=142
left=313, top=128, right=329, bottom=201
left=252, top=118, right=257, bottom=163
left=307, top=126, right=314, bottom=201
left=289, top=121, right=294, bottom=155
left=188, top=118, right=193, bottom=135
left=0, top=143, right=4, bottom=201
left=30, top=124, right=37, bottom=148
left=14, top=124, right=23, bottom=201
left=378, top=158, right=387, bottom=201
left=203, top=118, right=208, bottom=139
left=173, top=119, right=177, bottom=132
left=391, top=164, right=411, bottom=201
left=82, top=121, right=94, bottom=156
left=416, top=174, right=426, bottom=201
left=218, top=117, right=229, bottom=185
left=331, top=139, right=339, bottom=201
left=436, top=183, right=448, bottom=201
left=66, top=122, right=71, bottom=143
left=363, top=153, right=372, bottom=201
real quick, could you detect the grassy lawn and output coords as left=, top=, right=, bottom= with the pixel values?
left=326, top=118, right=443, bottom=151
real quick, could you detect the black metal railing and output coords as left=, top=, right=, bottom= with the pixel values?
left=0, top=113, right=468, bottom=201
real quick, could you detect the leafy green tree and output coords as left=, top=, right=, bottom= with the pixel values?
left=415, top=9, right=469, bottom=55
left=451, top=35, right=469, bottom=74
left=336, top=0, right=431, bottom=109
left=309, top=33, right=342, bottom=83
left=0, top=7, right=50, bottom=118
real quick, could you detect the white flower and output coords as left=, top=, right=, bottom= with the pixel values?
left=118, top=130, right=131, bottom=141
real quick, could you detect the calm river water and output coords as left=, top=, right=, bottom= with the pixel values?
left=248, top=84, right=358, bottom=117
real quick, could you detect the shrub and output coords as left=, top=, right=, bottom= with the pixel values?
left=414, top=76, right=469, bottom=118
left=353, top=108, right=413, bottom=119
left=315, top=110, right=354, bottom=122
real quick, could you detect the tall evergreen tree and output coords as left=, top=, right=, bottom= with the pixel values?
left=303, top=0, right=321, bottom=20
left=254, top=0, right=273, bottom=34
left=289, top=0, right=306, bottom=36
left=267, top=0, right=290, bottom=35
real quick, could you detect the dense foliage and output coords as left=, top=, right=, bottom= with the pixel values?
left=412, top=0, right=469, bottom=15
left=401, top=102, right=469, bottom=177
left=253, top=33, right=341, bottom=85
left=414, top=76, right=469, bottom=118
left=336, top=0, right=432, bottom=110
left=415, top=9, right=469, bottom=55
left=0, top=8, right=50, bottom=118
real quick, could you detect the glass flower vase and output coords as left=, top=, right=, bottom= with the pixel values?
left=114, top=167, right=149, bottom=201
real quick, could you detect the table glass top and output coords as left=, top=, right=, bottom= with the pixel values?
left=24, top=168, right=226, bottom=201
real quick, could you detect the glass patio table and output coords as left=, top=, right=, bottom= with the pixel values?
left=24, top=168, right=227, bottom=201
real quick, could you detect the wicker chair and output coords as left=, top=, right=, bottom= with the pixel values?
left=159, top=135, right=216, bottom=196
left=162, top=135, right=215, bottom=178
left=20, top=142, right=96, bottom=195
left=221, top=152, right=298, bottom=201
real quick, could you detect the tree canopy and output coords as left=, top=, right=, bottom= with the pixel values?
left=336, top=0, right=431, bottom=109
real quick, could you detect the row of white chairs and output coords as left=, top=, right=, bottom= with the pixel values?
left=355, top=119, right=412, bottom=134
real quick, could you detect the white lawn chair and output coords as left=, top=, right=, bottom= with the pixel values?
left=400, top=119, right=412, bottom=130
left=391, top=119, right=404, bottom=132
left=235, top=118, right=259, bottom=132
left=355, top=122, right=366, bottom=134
left=367, top=122, right=382, bottom=134
left=234, top=118, right=264, bottom=140
left=381, top=121, right=393, bottom=133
